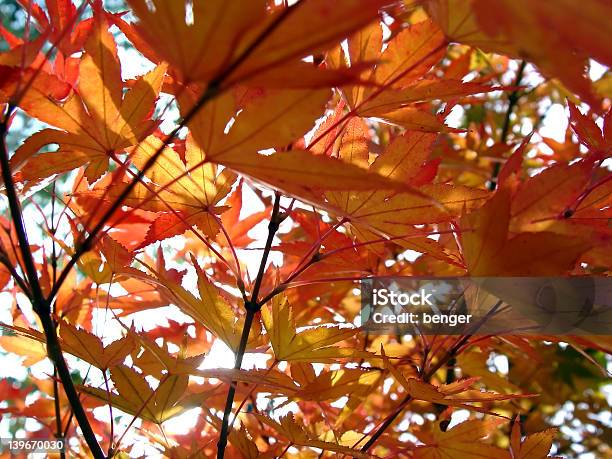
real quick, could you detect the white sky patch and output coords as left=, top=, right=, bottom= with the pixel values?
left=539, top=103, right=568, bottom=142
left=589, top=60, right=608, bottom=80
left=445, top=105, right=465, bottom=129
left=493, top=354, right=509, bottom=375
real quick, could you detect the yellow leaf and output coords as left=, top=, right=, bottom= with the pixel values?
left=289, top=368, right=382, bottom=403
left=382, top=349, right=533, bottom=411
left=414, top=419, right=510, bottom=459
left=183, top=87, right=431, bottom=204
left=261, top=295, right=369, bottom=362
left=11, top=17, right=166, bottom=184
left=510, top=161, right=592, bottom=232
left=220, top=149, right=421, bottom=199
left=122, top=259, right=255, bottom=352
left=373, top=20, right=446, bottom=87
left=128, top=0, right=386, bottom=87
left=79, top=15, right=123, bottom=144
left=127, top=0, right=266, bottom=83
left=228, top=426, right=260, bottom=459
left=192, top=368, right=297, bottom=395
left=461, top=188, right=510, bottom=275
left=321, top=128, right=486, bottom=263
left=512, top=426, right=557, bottom=459
left=81, top=364, right=190, bottom=424
left=0, top=327, right=47, bottom=366
left=184, top=88, right=332, bottom=161
left=370, top=132, right=436, bottom=182
left=255, top=414, right=372, bottom=459
left=116, top=63, right=167, bottom=145
left=59, top=322, right=135, bottom=370
left=129, top=135, right=236, bottom=212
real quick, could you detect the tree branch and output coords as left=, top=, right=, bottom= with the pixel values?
left=53, top=366, right=67, bottom=459
left=216, top=193, right=282, bottom=459
left=488, top=60, right=527, bottom=191
left=0, top=112, right=105, bottom=459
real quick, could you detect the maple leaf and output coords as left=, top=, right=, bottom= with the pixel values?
left=509, top=159, right=594, bottom=232
left=81, top=364, right=194, bottom=424
left=127, top=134, right=237, bottom=245
left=126, top=330, right=207, bottom=378
left=228, top=426, right=260, bottom=459
left=567, top=103, right=611, bottom=157
left=510, top=419, right=559, bottom=459
left=179, top=86, right=424, bottom=205
left=98, top=277, right=165, bottom=316
left=190, top=368, right=298, bottom=397
left=124, top=0, right=387, bottom=87
left=414, top=418, right=510, bottom=459
left=72, top=134, right=237, bottom=247
left=51, top=225, right=133, bottom=285
left=0, top=322, right=47, bottom=366
left=0, top=321, right=135, bottom=371
left=285, top=367, right=382, bottom=405
left=254, top=413, right=373, bottom=459
left=10, top=16, right=166, bottom=184
left=58, top=321, right=135, bottom=370
left=460, top=187, right=592, bottom=275
left=261, top=295, right=370, bottom=362
left=17, top=0, right=94, bottom=56
left=318, top=122, right=487, bottom=263
left=119, top=252, right=262, bottom=352
left=423, top=0, right=612, bottom=109
left=456, top=349, right=523, bottom=395
left=382, top=349, right=534, bottom=413
left=337, top=19, right=501, bottom=132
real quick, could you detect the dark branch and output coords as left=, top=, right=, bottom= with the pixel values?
left=488, top=60, right=528, bottom=191
left=216, top=193, right=282, bottom=459
left=0, top=113, right=105, bottom=459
